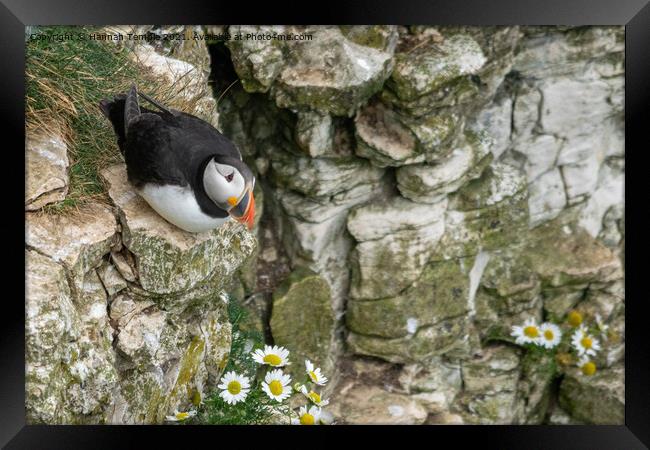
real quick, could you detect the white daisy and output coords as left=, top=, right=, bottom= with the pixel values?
left=300, top=384, right=329, bottom=407
left=262, top=369, right=292, bottom=402
left=539, top=322, right=562, bottom=349
left=251, top=345, right=290, bottom=367
left=595, top=314, right=610, bottom=341
left=510, top=318, right=542, bottom=346
left=165, top=409, right=197, bottom=422
left=578, top=355, right=597, bottom=376
left=571, top=325, right=601, bottom=356
left=319, top=409, right=334, bottom=425
left=217, top=371, right=250, bottom=405
left=291, top=405, right=321, bottom=425
left=305, top=359, right=328, bottom=385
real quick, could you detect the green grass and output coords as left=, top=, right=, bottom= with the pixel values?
left=26, top=26, right=138, bottom=210
left=25, top=25, right=193, bottom=213
left=191, top=295, right=288, bottom=425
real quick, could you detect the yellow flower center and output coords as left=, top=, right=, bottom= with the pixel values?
left=227, top=380, right=241, bottom=395
left=309, top=370, right=318, bottom=381
left=308, top=391, right=321, bottom=403
left=300, top=413, right=315, bottom=425
left=544, top=329, right=554, bottom=340
left=524, top=326, right=539, bottom=338
left=568, top=311, right=583, bottom=327
left=176, top=412, right=189, bottom=420
left=263, top=354, right=282, bottom=366
left=581, top=361, right=596, bottom=376
left=269, top=380, right=283, bottom=396
left=580, top=337, right=593, bottom=349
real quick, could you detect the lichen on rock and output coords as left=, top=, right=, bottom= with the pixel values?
left=102, top=164, right=256, bottom=296
left=25, top=125, right=70, bottom=211
left=270, top=267, right=336, bottom=377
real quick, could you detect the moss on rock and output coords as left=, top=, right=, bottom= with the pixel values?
left=270, top=267, right=336, bottom=377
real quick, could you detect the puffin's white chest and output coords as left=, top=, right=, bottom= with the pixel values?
left=137, top=183, right=230, bottom=233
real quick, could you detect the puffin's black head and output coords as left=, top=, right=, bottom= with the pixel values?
left=203, top=155, right=256, bottom=230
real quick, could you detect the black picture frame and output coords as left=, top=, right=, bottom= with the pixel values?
left=4, top=0, right=648, bottom=447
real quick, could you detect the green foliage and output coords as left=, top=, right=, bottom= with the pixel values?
left=25, top=25, right=180, bottom=212
left=193, top=294, right=284, bottom=425
left=199, top=385, right=286, bottom=425
left=26, top=26, right=141, bottom=210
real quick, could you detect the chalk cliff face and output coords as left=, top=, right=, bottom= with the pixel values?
left=25, top=25, right=624, bottom=425
left=220, top=25, right=624, bottom=425
left=25, top=30, right=256, bottom=424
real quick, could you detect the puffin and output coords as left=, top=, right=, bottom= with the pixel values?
left=99, top=85, right=255, bottom=232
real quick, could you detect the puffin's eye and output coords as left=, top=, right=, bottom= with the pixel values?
left=225, top=172, right=234, bottom=182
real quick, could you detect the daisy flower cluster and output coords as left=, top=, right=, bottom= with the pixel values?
left=511, top=318, right=562, bottom=349
left=215, top=344, right=333, bottom=425
left=510, top=310, right=609, bottom=378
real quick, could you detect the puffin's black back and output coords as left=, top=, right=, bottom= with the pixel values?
left=100, top=87, right=242, bottom=218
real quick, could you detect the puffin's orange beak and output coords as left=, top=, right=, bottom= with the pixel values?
left=232, top=189, right=255, bottom=230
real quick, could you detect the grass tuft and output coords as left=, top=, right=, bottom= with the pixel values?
left=26, top=25, right=203, bottom=213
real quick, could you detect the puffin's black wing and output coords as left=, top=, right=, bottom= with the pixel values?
left=124, top=113, right=189, bottom=189
left=100, top=86, right=241, bottom=208
left=170, top=112, right=242, bottom=161
left=135, top=88, right=243, bottom=162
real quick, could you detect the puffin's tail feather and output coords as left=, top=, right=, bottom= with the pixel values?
left=138, top=90, right=175, bottom=118
left=124, top=84, right=141, bottom=136
left=99, top=94, right=127, bottom=155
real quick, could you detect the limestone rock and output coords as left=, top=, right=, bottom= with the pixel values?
left=278, top=180, right=385, bottom=225
left=114, top=301, right=167, bottom=368
left=329, top=385, right=427, bottom=425
left=293, top=110, right=335, bottom=158
left=433, top=163, right=529, bottom=260
left=347, top=317, right=470, bottom=364
left=427, top=412, right=465, bottom=424
left=227, top=25, right=287, bottom=93
left=347, top=196, right=447, bottom=300
left=272, top=26, right=396, bottom=116
left=453, top=345, right=523, bottom=424
left=399, top=359, right=462, bottom=414
left=125, top=30, right=218, bottom=126
left=513, top=27, right=623, bottom=80
left=26, top=249, right=79, bottom=423
left=354, top=100, right=422, bottom=167
left=110, top=250, right=137, bottom=283
left=579, top=156, right=624, bottom=238
left=525, top=220, right=623, bottom=288
left=517, top=350, right=557, bottom=423
left=339, top=25, right=399, bottom=52
left=148, top=25, right=212, bottom=74
left=396, top=129, right=493, bottom=203
left=229, top=26, right=397, bottom=116
left=269, top=147, right=385, bottom=198
left=97, top=261, right=127, bottom=296
left=347, top=258, right=471, bottom=340
left=270, top=267, right=336, bottom=376
left=528, top=168, right=567, bottom=226
left=546, top=405, right=583, bottom=425
left=473, top=247, right=542, bottom=340
left=26, top=250, right=117, bottom=424
left=102, top=164, right=256, bottom=295
left=25, top=203, right=120, bottom=293
left=387, top=33, right=487, bottom=104
left=470, top=95, right=512, bottom=159
left=558, top=364, right=624, bottom=424
left=25, top=126, right=69, bottom=211
left=110, top=300, right=231, bottom=424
